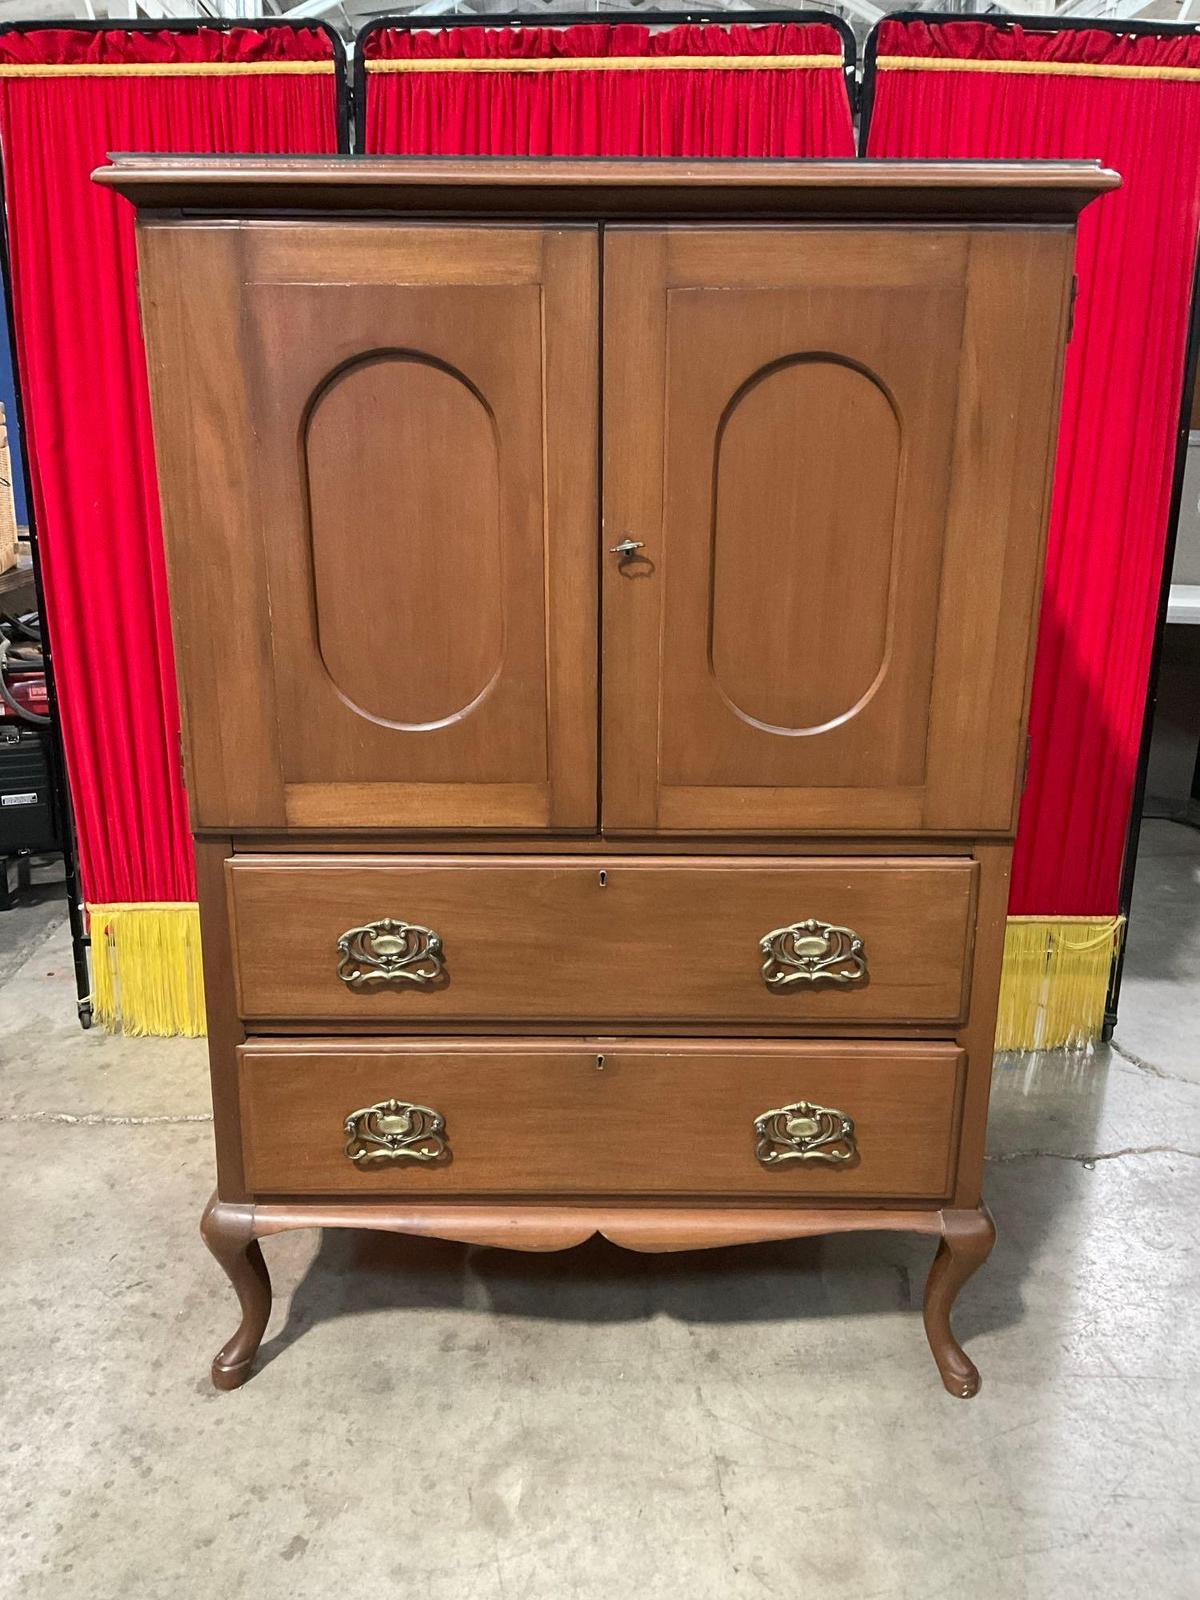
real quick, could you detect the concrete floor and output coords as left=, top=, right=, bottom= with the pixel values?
left=0, top=825, right=1197, bottom=1600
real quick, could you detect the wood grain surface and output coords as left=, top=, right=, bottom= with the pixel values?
left=226, top=853, right=977, bottom=1026
left=238, top=1037, right=964, bottom=1200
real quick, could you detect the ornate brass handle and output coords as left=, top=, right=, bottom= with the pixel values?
left=760, top=919, right=867, bottom=988
left=344, top=1100, right=450, bottom=1167
left=336, top=919, right=444, bottom=989
left=754, top=1101, right=856, bottom=1166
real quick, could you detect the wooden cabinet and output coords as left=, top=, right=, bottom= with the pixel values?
left=100, top=154, right=1115, bottom=1399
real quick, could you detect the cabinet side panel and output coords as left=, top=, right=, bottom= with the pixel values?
left=924, top=230, right=1077, bottom=833
left=195, top=837, right=248, bottom=1200
left=954, top=839, right=1013, bottom=1207
left=136, top=222, right=285, bottom=829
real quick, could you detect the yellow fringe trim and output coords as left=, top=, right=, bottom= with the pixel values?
left=364, top=53, right=843, bottom=75
left=0, top=60, right=335, bottom=78
left=996, top=915, right=1124, bottom=1052
left=88, top=902, right=206, bottom=1039
left=876, top=54, right=1200, bottom=84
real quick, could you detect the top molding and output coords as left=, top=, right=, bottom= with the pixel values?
left=94, top=155, right=1119, bottom=223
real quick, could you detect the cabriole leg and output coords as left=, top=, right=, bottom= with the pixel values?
left=200, top=1193, right=272, bottom=1391
left=922, top=1206, right=996, bottom=1399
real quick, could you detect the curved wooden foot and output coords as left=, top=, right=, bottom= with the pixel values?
left=200, top=1194, right=271, bottom=1391
left=923, top=1206, right=996, bottom=1399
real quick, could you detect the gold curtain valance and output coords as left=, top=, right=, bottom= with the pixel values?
left=876, top=54, right=1200, bottom=84
left=0, top=60, right=336, bottom=78
left=363, top=54, right=844, bottom=75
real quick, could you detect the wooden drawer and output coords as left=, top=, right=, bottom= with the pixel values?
left=227, top=854, right=976, bottom=1026
left=238, top=1039, right=965, bottom=1199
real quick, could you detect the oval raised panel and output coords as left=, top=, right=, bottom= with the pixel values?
left=709, top=358, right=900, bottom=735
left=305, top=354, right=503, bottom=729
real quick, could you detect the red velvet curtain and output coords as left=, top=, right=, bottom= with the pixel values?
left=363, top=22, right=855, bottom=157
left=0, top=26, right=340, bottom=907
left=867, top=21, right=1200, bottom=915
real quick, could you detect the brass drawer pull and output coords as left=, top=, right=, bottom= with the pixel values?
left=754, top=1101, right=856, bottom=1166
left=760, top=919, right=866, bottom=988
left=336, top=918, right=444, bottom=989
left=344, top=1099, right=450, bottom=1167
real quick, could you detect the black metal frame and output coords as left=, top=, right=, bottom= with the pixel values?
left=0, top=17, right=348, bottom=1026
left=859, top=10, right=1200, bottom=1035
left=1102, top=240, right=1200, bottom=1034
left=353, top=10, right=858, bottom=153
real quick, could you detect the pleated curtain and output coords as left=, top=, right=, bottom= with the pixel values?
left=361, top=21, right=856, bottom=157
left=0, top=25, right=342, bottom=1033
left=866, top=20, right=1200, bottom=1045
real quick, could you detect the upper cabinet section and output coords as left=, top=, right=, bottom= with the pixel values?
left=601, top=225, right=1077, bottom=834
left=115, top=159, right=1114, bottom=837
left=136, top=221, right=599, bottom=832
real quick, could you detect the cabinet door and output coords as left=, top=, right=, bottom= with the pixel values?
left=140, top=223, right=598, bottom=832
left=602, top=227, right=1074, bottom=834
